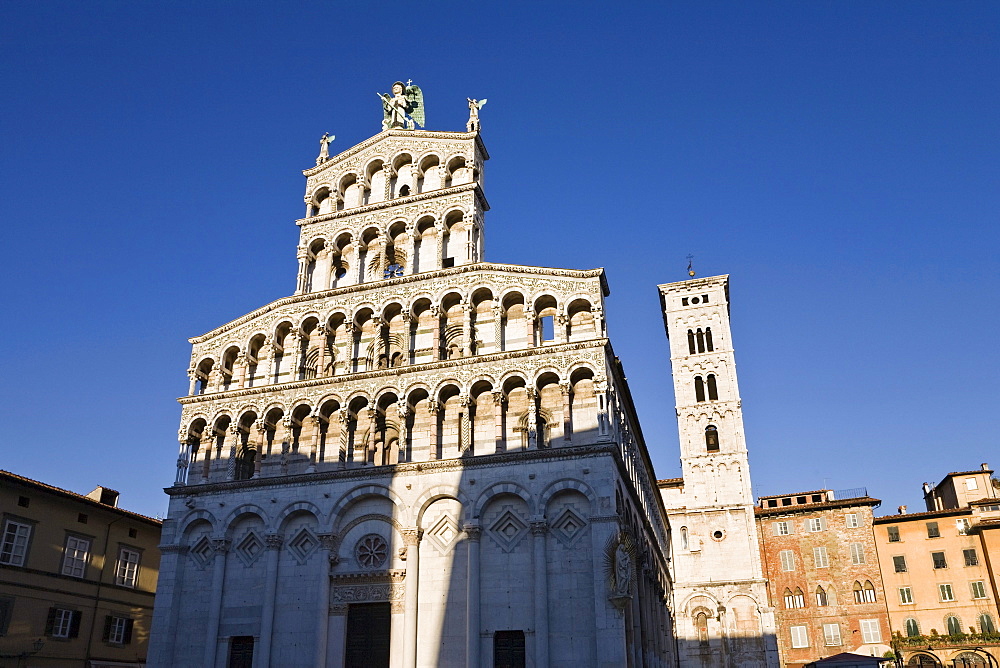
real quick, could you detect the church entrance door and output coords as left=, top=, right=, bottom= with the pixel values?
left=345, top=602, right=390, bottom=668
left=227, top=636, right=254, bottom=668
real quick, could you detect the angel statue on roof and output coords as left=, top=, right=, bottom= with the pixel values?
left=378, top=81, right=424, bottom=130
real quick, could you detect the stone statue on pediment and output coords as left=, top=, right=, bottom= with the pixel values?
left=466, top=98, right=487, bottom=132
left=379, top=81, right=424, bottom=130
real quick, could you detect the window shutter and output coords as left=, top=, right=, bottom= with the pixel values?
left=44, top=608, right=56, bottom=636
left=69, top=610, right=82, bottom=638
left=103, top=615, right=113, bottom=641
left=123, top=618, right=134, bottom=644
left=819, top=517, right=827, bottom=530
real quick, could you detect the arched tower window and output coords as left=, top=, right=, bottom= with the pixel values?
left=705, top=327, right=714, bottom=351
left=815, top=586, right=828, bottom=606
left=694, top=376, right=705, bottom=402
left=696, top=328, right=706, bottom=353
left=705, top=425, right=719, bottom=452
left=687, top=330, right=696, bottom=355
left=679, top=526, right=688, bottom=551
left=706, top=374, right=719, bottom=400
left=863, top=580, right=876, bottom=602
left=695, top=612, right=709, bottom=643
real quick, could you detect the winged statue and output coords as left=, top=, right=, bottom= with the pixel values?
left=378, top=81, right=425, bottom=130
left=467, top=98, right=487, bottom=132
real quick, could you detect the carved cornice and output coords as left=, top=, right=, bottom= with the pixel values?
left=164, top=442, right=617, bottom=496
left=187, top=263, right=606, bottom=345
left=297, top=182, right=489, bottom=227
left=179, top=338, right=609, bottom=405
left=302, top=130, right=487, bottom=178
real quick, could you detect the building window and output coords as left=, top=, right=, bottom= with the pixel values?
left=887, top=525, right=900, bottom=542
left=494, top=630, right=526, bottom=668
left=964, top=548, right=979, bottom=566
left=899, top=587, right=913, bottom=604
left=103, top=615, right=133, bottom=645
left=0, top=520, right=31, bottom=566
left=704, top=425, right=719, bottom=452
left=61, top=536, right=91, bottom=578
left=706, top=374, right=719, bottom=400
left=980, top=613, right=996, bottom=635
left=815, top=586, right=829, bottom=606
left=893, top=555, right=907, bottom=573
left=705, top=327, right=714, bottom=351
left=779, top=550, right=795, bottom=571
left=694, top=376, right=705, bottom=402
left=966, top=477, right=979, bottom=490
left=807, top=517, right=826, bottom=532
left=845, top=513, right=859, bottom=528
left=939, top=584, right=955, bottom=602
left=926, top=522, right=940, bottom=538
left=813, top=546, right=829, bottom=568
left=774, top=521, right=791, bottom=536
left=957, top=518, right=971, bottom=535
left=932, top=551, right=947, bottom=569
left=790, top=625, right=809, bottom=649
left=45, top=608, right=81, bottom=639
left=695, top=611, right=709, bottom=643
left=859, top=619, right=881, bottom=644
left=115, top=548, right=140, bottom=588
left=687, top=330, right=696, bottom=354
left=946, top=615, right=962, bottom=635
left=0, top=597, right=13, bottom=635
left=904, top=618, right=920, bottom=637
left=971, top=581, right=987, bottom=599
left=853, top=581, right=876, bottom=603
left=17, top=496, right=29, bottom=508
left=823, top=622, right=842, bottom=646
left=850, top=542, right=866, bottom=564
left=783, top=588, right=805, bottom=609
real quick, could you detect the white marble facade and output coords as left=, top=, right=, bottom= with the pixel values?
left=148, top=100, right=673, bottom=667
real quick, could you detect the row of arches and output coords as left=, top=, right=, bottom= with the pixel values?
left=686, top=327, right=714, bottom=355
left=298, top=208, right=483, bottom=292
left=189, top=290, right=603, bottom=396
left=178, top=367, right=606, bottom=485
left=902, top=613, right=995, bottom=637
left=306, top=152, right=478, bottom=217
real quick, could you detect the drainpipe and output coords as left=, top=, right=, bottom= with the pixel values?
left=85, top=515, right=123, bottom=663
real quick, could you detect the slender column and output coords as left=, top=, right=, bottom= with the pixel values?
left=175, top=437, right=191, bottom=486
left=403, top=224, right=417, bottom=275
left=591, top=306, right=605, bottom=337
left=401, top=310, right=412, bottom=364
left=337, top=410, right=350, bottom=469
left=253, top=422, right=266, bottom=478
left=315, top=533, right=336, bottom=666
left=427, top=401, right=440, bottom=460
left=459, top=395, right=472, bottom=455
left=315, top=325, right=328, bottom=378
left=461, top=303, right=473, bottom=356
left=345, top=323, right=358, bottom=372
left=560, top=382, right=572, bottom=444
left=306, top=415, right=320, bottom=473
left=525, top=309, right=536, bottom=347
left=435, top=223, right=444, bottom=268
left=383, top=164, right=394, bottom=200
left=429, top=306, right=442, bottom=360
left=225, top=424, right=239, bottom=481
left=402, top=528, right=423, bottom=668
left=492, top=391, right=505, bottom=453
left=295, top=246, right=309, bottom=294
left=286, top=329, right=302, bottom=381
left=258, top=533, right=283, bottom=668
left=258, top=340, right=274, bottom=385
left=465, top=524, right=482, bottom=668
left=531, top=521, right=549, bottom=668
left=526, top=388, right=538, bottom=450
left=205, top=367, right=219, bottom=394
left=365, top=408, right=378, bottom=465
left=200, top=433, right=214, bottom=483
left=235, top=352, right=248, bottom=388
left=493, top=305, right=503, bottom=353
left=410, top=169, right=420, bottom=196
left=187, top=368, right=198, bottom=395
left=555, top=313, right=567, bottom=343
left=375, top=317, right=389, bottom=369
left=595, top=380, right=610, bottom=437
left=279, top=416, right=293, bottom=474
left=203, top=538, right=230, bottom=668
left=396, top=402, right=410, bottom=463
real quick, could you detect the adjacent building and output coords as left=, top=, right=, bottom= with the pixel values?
left=0, top=470, right=161, bottom=667
left=873, top=465, right=1000, bottom=666
left=148, top=84, right=674, bottom=668
left=755, top=489, right=890, bottom=667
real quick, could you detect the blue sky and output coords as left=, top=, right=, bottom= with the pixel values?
left=2, top=2, right=997, bottom=519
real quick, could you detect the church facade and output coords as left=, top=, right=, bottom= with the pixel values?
left=147, top=86, right=674, bottom=668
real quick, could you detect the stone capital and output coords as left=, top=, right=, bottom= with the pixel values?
left=264, top=533, right=284, bottom=550
left=210, top=538, right=231, bottom=554
left=317, top=533, right=337, bottom=551
left=530, top=521, right=548, bottom=536
left=464, top=524, right=482, bottom=541
left=402, top=528, right=423, bottom=546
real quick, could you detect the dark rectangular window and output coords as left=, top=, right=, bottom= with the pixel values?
left=0, top=597, right=13, bottom=635
left=681, top=298, right=689, bottom=306
left=541, top=315, right=554, bottom=342
left=893, top=556, right=907, bottom=573
left=77, top=513, right=88, bottom=525
left=228, top=636, right=255, bottom=668
left=887, top=526, right=900, bottom=542
left=932, top=551, right=947, bottom=569
left=494, top=630, right=526, bottom=668
left=926, top=522, right=940, bottom=538
left=964, top=549, right=978, bottom=566
left=128, top=528, right=138, bottom=538
left=16, top=497, right=29, bottom=508
left=442, top=257, right=455, bottom=268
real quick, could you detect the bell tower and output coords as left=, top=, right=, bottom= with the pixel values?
left=658, top=275, right=778, bottom=668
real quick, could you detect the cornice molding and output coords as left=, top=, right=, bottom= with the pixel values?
left=303, top=130, right=487, bottom=178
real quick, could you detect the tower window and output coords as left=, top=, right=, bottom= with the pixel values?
left=706, top=374, right=719, bottom=400
left=383, top=264, right=403, bottom=279
left=687, top=330, right=696, bottom=354
left=694, top=376, right=705, bottom=402
left=540, top=315, right=555, bottom=342
left=696, top=329, right=706, bottom=353
left=705, top=425, right=719, bottom=452
left=398, top=184, right=410, bottom=196
left=705, top=327, right=714, bottom=351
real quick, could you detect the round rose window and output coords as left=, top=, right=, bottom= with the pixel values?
left=355, top=534, right=388, bottom=569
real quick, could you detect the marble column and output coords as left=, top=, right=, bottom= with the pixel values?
left=315, top=325, right=328, bottom=378
left=492, top=391, right=505, bottom=453
left=315, top=533, right=336, bottom=666
left=429, top=306, right=442, bottom=360
left=306, top=415, right=320, bottom=473
left=396, top=402, right=409, bottom=463
left=560, top=382, right=572, bottom=444
left=253, top=423, right=266, bottom=478
left=427, top=401, right=440, bottom=460
left=295, top=246, right=309, bottom=294
left=526, top=388, right=538, bottom=450
left=525, top=309, right=536, bottom=347
left=400, top=310, right=412, bottom=364
left=200, top=433, right=214, bottom=483
left=203, top=538, right=230, bottom=668
left=555, top=313, right=567, bottom=343
left=402, top=528, right=423, bottom=668
left=235, top=352, right=248, bottom=388
left=492, top=305, right=503, bottom=353
left=225, top=424, right=239, bottom=481
left=337, top=410, right=350, bottom=469
left=459, top=395, right=472, bottom=455
left=461, top=302, right=473, bottom=356
left=531, top=520, right=549, bottom=668
left=187, top=368, right=198, bottom=395
left=257, top=533, right=283, bottom=668
left=176, top=435, right=191, bottom=486
left=465, top=524, right=482, bottom=668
